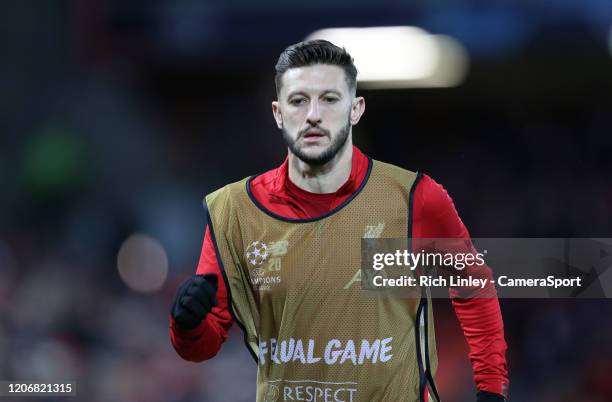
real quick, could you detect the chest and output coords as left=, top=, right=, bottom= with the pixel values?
left=235, top=210, right=407, bottom=300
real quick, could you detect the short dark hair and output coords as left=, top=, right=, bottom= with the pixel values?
left=274, top=40, right=358, bottom=96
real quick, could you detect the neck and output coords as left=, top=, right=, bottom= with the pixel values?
left=288, top=137, right=353, bottom=194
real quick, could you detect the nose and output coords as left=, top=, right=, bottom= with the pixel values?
left=306, top=100, right=322, bottom=126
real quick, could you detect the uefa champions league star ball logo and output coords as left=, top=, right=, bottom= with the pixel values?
left=246, top=241, right=269, bottom=267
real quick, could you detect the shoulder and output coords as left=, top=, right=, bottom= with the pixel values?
left=248, top=166, right=279, bottom=192
left=371, top=159, right=419, bottom=185
left=412, top=173, right=469, bottom=239
left=412, top=173, right=458, bottom=215
left=204, top=176, right=251, bottom=211
left=415, top=174, right=452, bottom=204
left=204, top=160, right=283, bottom=213
left=368, top=159, right=452, bottom=208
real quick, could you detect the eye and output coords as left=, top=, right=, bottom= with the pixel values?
left=289, top=97, right=307, bottom=106
left=323, top=96, right=339, bottom=103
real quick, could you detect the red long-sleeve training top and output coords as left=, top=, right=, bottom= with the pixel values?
left=170, top=146, right=509, bottom=397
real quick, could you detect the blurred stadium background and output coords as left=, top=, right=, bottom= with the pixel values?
left=1, top=1, right=612, bottom=401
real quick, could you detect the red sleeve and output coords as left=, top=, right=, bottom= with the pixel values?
left=412, top=174, right=509, bottom=398
left=169, top=224, right=234, bottom=362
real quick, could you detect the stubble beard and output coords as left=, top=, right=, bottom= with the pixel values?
left=281, top=118, right=352, bottom=166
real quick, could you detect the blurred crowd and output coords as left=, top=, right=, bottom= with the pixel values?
left=1, top=1, right=612, bottom=401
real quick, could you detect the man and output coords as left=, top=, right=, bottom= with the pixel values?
left=170, top=40, right=509, bottom=402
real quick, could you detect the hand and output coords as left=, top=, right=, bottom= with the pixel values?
left=477, top=391, right=506, bottom=402
left=171, top=274, right=218, bottom=331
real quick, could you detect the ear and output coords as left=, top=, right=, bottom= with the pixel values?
left=350, top=96, right=365, bottom=125
left=272, top=101, right=283, bottom=129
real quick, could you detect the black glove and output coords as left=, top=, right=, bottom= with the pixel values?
left=477, top=391, right=505, bottom=402
left=171, top=274, right=218, bottom=331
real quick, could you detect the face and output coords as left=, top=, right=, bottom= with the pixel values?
left=272, top=64, right=365, bottom=166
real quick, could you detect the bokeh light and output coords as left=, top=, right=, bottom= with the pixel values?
left=117, top=234, right=168, bottom=293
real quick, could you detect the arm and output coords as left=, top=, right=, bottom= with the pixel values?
left=170, top=225, right=234, bottom=362
left=412, top=174, right=509, bottom=400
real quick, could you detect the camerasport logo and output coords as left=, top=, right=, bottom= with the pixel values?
left=246, top=240, right=288, bottom=291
